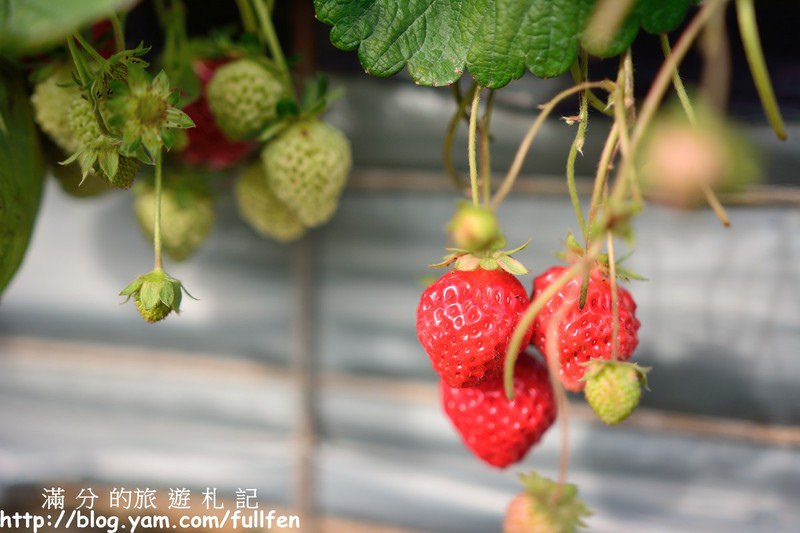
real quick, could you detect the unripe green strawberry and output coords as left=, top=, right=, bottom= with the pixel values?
left=261, top=119, right=351, bottom=228
left=448, top=202, right=503, bottom=251
left=583, top=360, right=649, bottom=425
left=67, top=96, right=140, bottom=188
left=206, top=58, right=285, bottom=140
left=31, top=65, right=81, bottom=153
left=134, top=179, right=215, bottom=261
left=504, top=472, right=590, bottom=533
left=235, top=163, right=305, bottom=243
left=135, top=294, right=171, bottom=323
left=120, top=269, right=190, bottom=324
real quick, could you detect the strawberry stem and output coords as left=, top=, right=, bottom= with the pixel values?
left=234, top=0, right=259, bottom=36
left=735, top=0, right=787, bottom=140
left=585, top=122, right=619, bottom=249
left=503, top=253, right=597, bottom=399
left=661, top=34, right=731, bottom=227
left=544, top=296, right=574, bottom=487
left=153, top=149, right=164, bottom=271
left=468, top=85, right=482, bottom=207
left=566, top=54, right=589, bottom=242
left=479, top=89, right=495, bottom=206
left=443, top=83, right=476, bottom=190
left=251, top=0, right=295, bottom=100
left=628, top=0, right=726, bottom=160
left=491, top=80, right=615, bottom=210
left=110, top=12, right=126, bottom=53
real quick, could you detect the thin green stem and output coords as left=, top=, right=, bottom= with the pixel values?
left=235, top=0, right=259, bottom=35
left=491, top=80, right=615, bottom=210
left=503, top=243, right=601, bottom=399
left=480, top=89, right=495, bottom=206
left=611, top=63, right=635, bottom=204
left=110, top=13, right=126, bottom=53
left=586, top=122, right=619, bottom=243
left=566, top=57, right=590, bottom=242
left=543, top=296, right=572, bottom=486
left=660, top=34, right=696, bottom=125
left=443, top=83, right=476, bottom=189
left=468, top=85, right=482, bottom=207
left=735, top=0, right=787, bottom=140
left=251, top=0, right=294, bottom=98
left=631, top=0, right=726, bottom=149
left=661, top=34, right=731, bottom=226
left=569, top=57, right=613, bottom=117
left=154, top=149, right=164, bottom=271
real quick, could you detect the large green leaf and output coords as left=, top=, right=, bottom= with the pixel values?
left=0, top=0, right=138, bottom=56
left=314, top=0, right=693, bottom=88
left=0, top=65, right=45, bottom=298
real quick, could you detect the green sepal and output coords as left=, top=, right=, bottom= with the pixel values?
left=455, top=254, right=481, bottom=271
left=495, top=254, right=528, bottom=276
left=166, top=107, right=194, bottom=129
left=139, top=280, right=161, bottom=310
left=516, top=471, right=591, bottom=532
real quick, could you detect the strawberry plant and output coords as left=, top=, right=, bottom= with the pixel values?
left=0, top=0, right=791, bottom=530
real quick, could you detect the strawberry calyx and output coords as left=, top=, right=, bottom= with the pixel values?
left=508, top=471, right=591, bottom=532
left=431, top=240, right=529, bottom=275
left=119, top=269, right=194, bottom=324
left=431, top=203, right=529, bottom=275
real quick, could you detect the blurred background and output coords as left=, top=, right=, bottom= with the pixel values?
left=1, top=1, right=799, bottom=531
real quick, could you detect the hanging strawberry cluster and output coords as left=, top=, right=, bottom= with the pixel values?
left=27, top=0, right=354, bottom=324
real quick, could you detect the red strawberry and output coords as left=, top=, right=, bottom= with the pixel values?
left=531, top=266, right=640, bottom=392
left=441, top=354, right=556, bottom=468
left=180, top=59, right=254, bottom=169
left=417, top=268, right=533, bottom=388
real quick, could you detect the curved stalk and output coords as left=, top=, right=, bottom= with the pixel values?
left=735, top=0, right=787, bottom=140
left=153, top=149, right=164, bottom=271
left=479, top=89, right=495, bottom=206
left=566, top=58, right=590, bottom=240
left=443, top=83, right=476, bottom=189
left=491, top=80, right=615, bottom=210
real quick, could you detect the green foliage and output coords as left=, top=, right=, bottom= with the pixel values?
left=314, top=0, right=693, bottom=88
left=0, top=66, right=46, bottom=298
left=0, top=0, right=137, bottom=56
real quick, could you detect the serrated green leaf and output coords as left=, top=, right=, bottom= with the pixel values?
left=0, top=67, right=46, bottom=299
left=0, top=0, right=138, bottom=56
left=315, top=0, right=691, bottom=87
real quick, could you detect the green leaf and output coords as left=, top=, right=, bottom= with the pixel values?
left=0, top=0, right=138, bottom=56
left=0, top=66, right=46, bottom=298
left=314, top=0, right=692, bottom=87
left=638, top=0, right=690, bottom=34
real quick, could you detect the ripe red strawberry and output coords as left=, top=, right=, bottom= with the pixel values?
left=417, top=268, right=533, bottom=388
left=441, top=354, right=556, bottom=468
left=531, top=266, right=640, bottom=392
left=180, top=59, right=254, bottom=169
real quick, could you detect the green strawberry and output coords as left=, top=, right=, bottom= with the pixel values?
left=583, top=360, right=649, bottom=425
left=504, top=472, right=591, bottom=533
left=67, top=96, right=140, bottom=188
left=30, top=64, right=81, bottom=153
left=135, top=294, right=172, bottom=323
left=261, top=119, right=351, bottom=228
left=206, top=58, right=285, bottom=140
left=120, top=269, right=189, bottom=324
left=234, top=163, right=305, bottom=242
left=134, top=177, right=215, bottom=261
